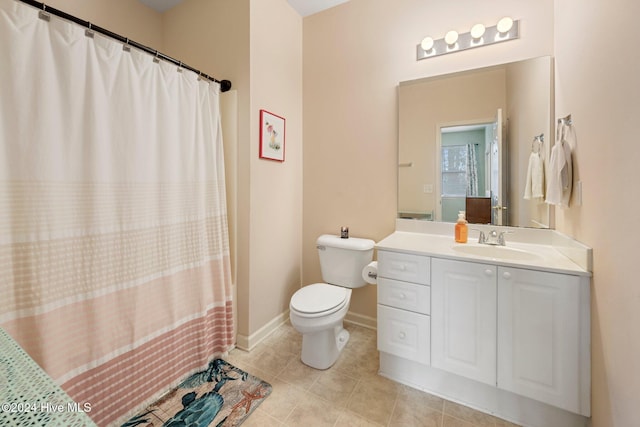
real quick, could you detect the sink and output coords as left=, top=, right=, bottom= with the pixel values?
left=452, top=245, right=542, bottom=262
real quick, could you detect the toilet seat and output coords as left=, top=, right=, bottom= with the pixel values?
left=290, top=283, right=349, bottom=317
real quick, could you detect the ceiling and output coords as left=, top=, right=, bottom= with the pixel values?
left=137, top=0, right=350, bottom=16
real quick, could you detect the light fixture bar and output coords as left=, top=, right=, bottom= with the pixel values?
left=417, top=20, right=520, bottom=61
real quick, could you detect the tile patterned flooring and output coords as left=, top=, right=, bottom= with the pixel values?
left=224, top=322, right=521, bottom=427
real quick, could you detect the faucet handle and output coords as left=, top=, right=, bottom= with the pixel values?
left=471, top=228, right=487, bottom=244
left=497, top=230, right=514, bottom=246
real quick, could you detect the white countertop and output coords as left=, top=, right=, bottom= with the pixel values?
left=376, top=230, right=591, bottom=277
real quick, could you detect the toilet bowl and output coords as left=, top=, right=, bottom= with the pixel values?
left=290, top=283, right=352, bottom=369
left=289, top=234, right=375, bottom=370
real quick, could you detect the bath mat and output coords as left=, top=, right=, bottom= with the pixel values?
left=122, top=359, right=272, bottom=427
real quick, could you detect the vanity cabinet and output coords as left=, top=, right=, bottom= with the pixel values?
left=431, top=258, right=497, bottom=386
left=378, top=249, right=591, bottom=423
left=375, top=229, right=592, bottom=427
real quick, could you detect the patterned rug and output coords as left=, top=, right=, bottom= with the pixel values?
left=122, top=359, right=272, bottom=427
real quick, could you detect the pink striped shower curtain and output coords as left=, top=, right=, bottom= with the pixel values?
left=0, top=1, right=234, bottom=425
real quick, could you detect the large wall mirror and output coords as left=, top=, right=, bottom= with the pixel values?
left=398, top=56, right=554, bottom=228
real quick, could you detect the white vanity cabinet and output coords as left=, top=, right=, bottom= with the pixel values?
left=375, top=228, right=592, bottom=427
left=431, top=258, right=497, bottom=386
left=376, top=251, right=431, bottom=365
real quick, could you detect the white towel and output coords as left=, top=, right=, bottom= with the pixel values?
left=546, top=124, right=573, bottom=206
left=523, top=152, right=544, bottom=200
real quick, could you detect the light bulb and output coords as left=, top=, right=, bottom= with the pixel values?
left=421, top=36, right=434, bottom=52
left=470, top=23, right=486, bottom=40
left=497, top=17, right=514, bottom=34
left=444, top=30, right=459, bottom=46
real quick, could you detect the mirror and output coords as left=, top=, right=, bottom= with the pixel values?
left=398, top=56, right=553, bottom=228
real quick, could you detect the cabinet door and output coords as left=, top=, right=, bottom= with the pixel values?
left=432, top=258, right=497, bottom=385
left=497, top=267, right=582, bottom=414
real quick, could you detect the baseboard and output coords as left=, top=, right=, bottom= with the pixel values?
left=235, top=311, right=289, bottom=351
left=235, top=309, right=377, bottom=351
left=379, top=352, right=590, bottom=427
left=345, top=311, right=377, bottom=330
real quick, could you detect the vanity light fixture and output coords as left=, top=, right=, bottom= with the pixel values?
left=417, top=17, right=519, bottom=60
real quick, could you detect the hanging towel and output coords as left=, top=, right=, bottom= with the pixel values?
left=546, top=123, right=573, bottom=206
left=524, top=151, right=544, bottom=200
left=560, top=134, right=573, bottom=207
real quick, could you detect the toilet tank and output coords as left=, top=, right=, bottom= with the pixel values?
left=316, top=234, right=375, bottom=288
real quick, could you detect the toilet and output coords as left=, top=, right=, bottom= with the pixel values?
left=289, top=234, right=375, bottom=369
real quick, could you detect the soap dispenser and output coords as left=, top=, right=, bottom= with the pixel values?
left=455, top=211, right=468, bottom=243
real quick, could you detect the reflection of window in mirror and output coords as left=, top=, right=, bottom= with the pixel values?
left=440, top=125, right=491, bottom=222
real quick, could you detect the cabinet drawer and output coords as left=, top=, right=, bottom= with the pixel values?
left=378, top=277, right=431, bottom=315
left=378, top=251, right=430, bottom=285
left=377, top=305, right=430, bottom=365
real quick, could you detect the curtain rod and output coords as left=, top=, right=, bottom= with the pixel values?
left=18, top=0, right=232, bottom=92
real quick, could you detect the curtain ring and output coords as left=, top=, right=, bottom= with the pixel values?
left=39, top=2, right=50, bottom=21
left=85, top=22, right=94, bottom=38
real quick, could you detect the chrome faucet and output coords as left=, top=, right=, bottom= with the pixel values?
left=477, top=229, right=510, bottom=246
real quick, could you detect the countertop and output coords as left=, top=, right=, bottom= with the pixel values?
left=376, top=231, right=591, bottom=277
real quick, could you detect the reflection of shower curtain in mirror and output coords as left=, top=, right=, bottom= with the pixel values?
left=466, top=144, right=479, bottom=196
left=0, top=2, right=234, bottom=425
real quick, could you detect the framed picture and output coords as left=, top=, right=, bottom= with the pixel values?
left=259, top=109, right=286, bottom=162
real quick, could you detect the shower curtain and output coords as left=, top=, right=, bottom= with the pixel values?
left=0, top=1, right=234, bottom=425
left=466, top=143, right=479, bottom=197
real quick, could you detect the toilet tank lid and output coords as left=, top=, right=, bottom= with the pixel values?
left=316, top=234, right=375, bottom=251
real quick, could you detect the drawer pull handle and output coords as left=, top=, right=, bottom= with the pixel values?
left=398, top=332, right=406, bottom=339
left=503, top=271, right=512, bottom=280
left=399, top=293, right=406, bottom=299
left=484, top=269, right=493, bottom=276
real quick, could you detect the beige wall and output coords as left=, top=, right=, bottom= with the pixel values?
left=247, top=0, right=302, bottom=335
left=554, top=0, right=640, bottom=425
left=505, top=57, right=553, bottom=228
left=303, top=0, right=554, bottom=323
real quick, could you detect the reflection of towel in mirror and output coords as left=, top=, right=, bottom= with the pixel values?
left=546, top=137, right=572, bottom=207
left=523, top=152, right=544, bottom=200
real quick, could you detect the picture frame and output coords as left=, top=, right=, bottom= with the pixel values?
left=259, top=109, right=286, bottom=162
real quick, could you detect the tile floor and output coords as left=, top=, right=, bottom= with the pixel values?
left=224, top=322, right=521, bottom=427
